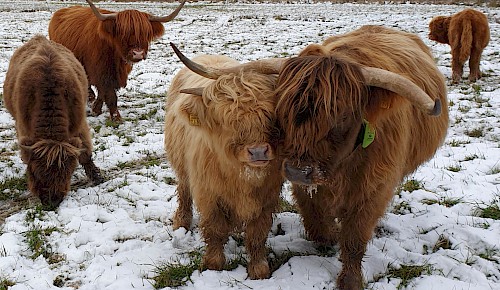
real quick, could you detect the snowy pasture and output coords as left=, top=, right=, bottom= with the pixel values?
left=0, top=1, right=500, bottom=289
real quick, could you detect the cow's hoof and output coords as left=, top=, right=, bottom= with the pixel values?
left=202, top=251, right=225, bottom=271
left=337, top=270, right=363, bottom=290
left=248, top=259, right=270, bottom=279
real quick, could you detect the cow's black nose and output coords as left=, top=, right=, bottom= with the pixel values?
left=283, top=160, right=313, bottom=185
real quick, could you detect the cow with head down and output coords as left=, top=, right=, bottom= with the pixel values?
left=266, top=25, right=449, bottom=289
left=164, top=43, right=284, bottom=279
left=48, top=0, right=186, bottom=121
left=3, top=35, right=104, bottom=209
left=428, top=8, right=490, bottom=83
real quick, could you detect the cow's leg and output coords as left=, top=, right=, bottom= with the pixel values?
left=90, top=86, right=104, bottom=117
left=199, top=206, right=231, bottom=271
left=244, top=206, right=273, bottom=279
left=103, top=88, right=122, bottom=122
left=173, top=177, right=192, bottom=230
left=336, top=189, right=393, bottom=290
left=78, top=132, right=104, bottom=185
left=88, top=86, right=96, bottom=103
left=451, top=48, right=465, bottom=84
left=468, top=47, right=483, bottom=82
left=292, top=184, right=339, bottom=245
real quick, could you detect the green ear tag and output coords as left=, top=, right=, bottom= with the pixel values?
left=362, top=120, right=375, bottom=148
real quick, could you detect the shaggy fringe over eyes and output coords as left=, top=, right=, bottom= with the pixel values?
left=275, top=56, right=367, bottom=156
left=204, top=71, right=277, bottom=135
left=115, top=10, right=162, bottom=44
left=30, top=140, right=81, bottom=168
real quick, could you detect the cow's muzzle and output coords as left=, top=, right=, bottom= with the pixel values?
left=283, top=159, right=315, bottom=185
left=245, top=143, right=274, bottom=167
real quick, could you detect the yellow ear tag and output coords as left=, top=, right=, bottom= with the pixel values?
left=189, top=114, right=200, bottom=126
left=362, top=120, right=375, bottom=148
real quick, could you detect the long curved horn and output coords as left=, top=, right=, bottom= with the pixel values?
left=170, top=42, right=231, bottom=79
left=86, top=0, right=117, bottom=21
left=149, top=0, right=187, bottom=22
left=180, top=87, right=204, bottom=96
left=360, top=67, right=442, bottom=116
left=170, top=43, right=284, bottom=80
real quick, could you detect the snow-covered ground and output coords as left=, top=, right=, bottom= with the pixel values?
left=0, top=1, right=499, bottom=289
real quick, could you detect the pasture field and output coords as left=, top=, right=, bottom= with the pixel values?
left=0, top=1, right=499, bottom=289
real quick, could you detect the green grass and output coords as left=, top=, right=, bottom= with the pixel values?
left=0, top=277, right=15, bottom=290
left=422, top=196, right=462, bottom=208
left=465, top=127, right=485, bottom=138
left=152, top=250, right=203, bottom=288
left=0, top=175, right=28, bottom=200
left=23, top=224, right=57, bottom=259
left=476, top=204, right=500, bottom=220
left=385, top=264, right=434, bottom=289
left=397, top=179, right=423, bottom=193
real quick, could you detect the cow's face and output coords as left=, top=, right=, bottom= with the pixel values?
left=428, top=16, right=450, bottom=44
left=182, top=72, right=279, bottom=179
left=276, top=56, right=368, bottom=185
left=20, top=138, right=81, bottom=209
left=99, top=10, right=165, bottom=63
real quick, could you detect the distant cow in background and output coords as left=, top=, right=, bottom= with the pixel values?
left=429, top=8, right=490, bottom=83
left=270, top=25, right=449, bottom=289
left=3, top=35, right=103, bottom=209
left=48, top=0, right=186, bottom=121
left=165, top=43, right=284, bottom=279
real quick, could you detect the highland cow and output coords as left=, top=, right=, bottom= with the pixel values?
left=3, top=35, right=103, bottom=209
left=48, top=0, right=186, bottom=121
left=165, top=43, right=283, bottom=279
left=273, top=25, right=449, bottom=289
left=429, top=8, right=490, bottom=83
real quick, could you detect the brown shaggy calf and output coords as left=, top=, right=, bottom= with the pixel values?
left=3, top=35, right=103, bottom=209
left=273, top=25, right=449, bottom=289
left=48, top=0, right=186, bottom=121
left=429, top=8, right=490, bottom=83
left=165, top=44, right=283, bottom=279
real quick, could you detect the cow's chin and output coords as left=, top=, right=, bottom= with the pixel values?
left=240, top=163, right=270, bottom=182
left=247, top=160, right=271, bottom=167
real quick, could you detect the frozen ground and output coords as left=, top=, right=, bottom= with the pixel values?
left=0, top=1, right=499, bottom=289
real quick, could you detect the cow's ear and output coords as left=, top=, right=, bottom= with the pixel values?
left=19, top=137, right=35, bottom=163
left=151, top=22, right=165, bottom=39
left=364, top=89, right=404, bottom=123
left=179, top=92, right=208, bottom=128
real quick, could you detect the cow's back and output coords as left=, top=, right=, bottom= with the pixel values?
left=320, top=26, right=449, bottom=175
left=4, top=35, right=88, bottom=141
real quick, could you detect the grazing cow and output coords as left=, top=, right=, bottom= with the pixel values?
left=48, top=0, right=186, bottom=121
left=272, top=25, right=449, bottom=289
left=165, top=43, right=284, bottom=279
left=428, top=8, right=490, bottom=83
left=3, top=35, right=104, bottom=209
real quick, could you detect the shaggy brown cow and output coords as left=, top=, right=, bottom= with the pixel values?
left=272, top=25, right=449, bottom=289
left=3, top=35, right=103, bottom=209
left=429, top=8, right=490, bottom=83
left=165, top=44, right=283, bottom=279
left=48, top=0, right=186, bottom=121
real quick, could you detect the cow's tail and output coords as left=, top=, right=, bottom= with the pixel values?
left=458, top=20, right=473, bottom=64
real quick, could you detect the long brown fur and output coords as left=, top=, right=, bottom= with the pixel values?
left=48, top=4, right=175, bottom=121
left=429, top=8, right=490, bottom=83
left=275, top=25, right=449, bottom=289
left=165, top=54, right=283, bottom=279
left=3, top=35, right=103, bottom=209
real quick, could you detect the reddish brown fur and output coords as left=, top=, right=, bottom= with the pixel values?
left=429, top=8, right=490, bottom=83
left=3, top=35, right=103, bottom=209
left=165, top=55, right=283, bottom=279
left=275, top=26, right=449, bottom=289
left=48, top=4, right=176, bottom=121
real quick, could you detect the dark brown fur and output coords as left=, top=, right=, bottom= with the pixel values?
left=429, top=8, right=490, bottom=83
left=275, top=26, right=449, bottom=289
left=3, top=35, right=103, bottom=209
left=48, top=2, right=184, bottom=121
